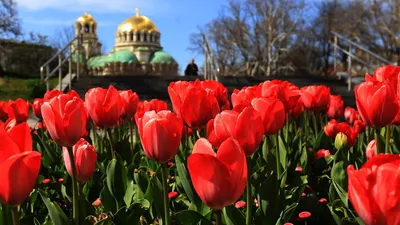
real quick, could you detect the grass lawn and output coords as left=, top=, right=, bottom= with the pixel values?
left=0, top=76, right=58, bottom=101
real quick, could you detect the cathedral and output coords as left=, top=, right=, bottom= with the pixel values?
left=74, top=9, right=178, bottom=76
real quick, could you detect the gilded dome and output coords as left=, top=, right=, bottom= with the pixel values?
left=117, top=9, right=158, bottom=33
left=77, top=12, right=96, bottom=24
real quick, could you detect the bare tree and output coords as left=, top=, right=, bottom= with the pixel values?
left=0, top=0, right=20, bottom=38
left=189, top=0, right=304, bottom=76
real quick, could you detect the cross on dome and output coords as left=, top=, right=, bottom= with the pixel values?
left=136, top=8, right=140, bottom=16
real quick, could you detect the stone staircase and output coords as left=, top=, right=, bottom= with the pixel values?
left=71, top=74, right=358, bottom=107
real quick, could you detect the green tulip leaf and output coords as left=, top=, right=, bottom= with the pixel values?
left=223, top=205, right=245, bottom=225
left=39, top=191, right=71, bottom=225
left=173, top=210, right=212, bottom=225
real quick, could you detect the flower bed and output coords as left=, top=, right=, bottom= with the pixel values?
left=0, top=66, right=399, bottom=225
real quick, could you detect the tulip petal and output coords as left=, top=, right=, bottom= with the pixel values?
left=0, top=127, right=20, bottom=163
left=192, top=138, right=216, bottom=156
left=141, top=118, right=180, bottom=163
left=216, top=138, right=247, bottom=202
left=188, top=153, right=231, bottom=209
left=214, top=110, right=238, bottom=142
left=41, top=102, right=65, bottom=145
left=63, top=100, right=85, bottom=146
left=7, top=122, right=32, bottom=153
left=0, top=151, right=41, bottom=206
left=367, top=85, right=398, bottom=128
left=347, top=165, right=384, bottom=225
left=234, top=107, right=264, bottom=155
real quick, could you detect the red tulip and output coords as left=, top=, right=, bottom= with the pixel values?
left=119, top=90, right=140, bottom=119
left=347, top=154, right=400, bottom=225
left=324, top=119, right=338, bottom=138
left=62, top=138, right=97, bottom=183
left=188, top=138, right=247, bottom=209
left=207, top=107, right=264, bottom=155
left=258, top=80, right=300, bottom=112
left=355, top=81, right=398, bottom=128
left=197, top=80, right=230, bottom=110
left=7, top=98, right=29, bottom=123
left=85, top=85, right=122, bottom=128
left=327, top=95, right=344, bottom=119
left=251, top=97, right=286, bottom=135
left=314, top=149, right=331, bottom=160
left=137, top=110, right=183, bottom=163
left=41, top=94, right=87, bottom=147
left=168, top=81, right=220, bottom=128
left=344, top=107, right=359, bottom=125
left=365, top=65, right=400, bottom=91
left=300, top=85, right=331, bottom=113
left=353, top=120, right=366, bottom=134
left=231, top=86, right=258, bottom=109
left=134, top=99, right=168, bottom=123
left=366, top=140, right=377, bottom=160
left=43, top=89, right=63, bottom=101
left=0, top=101, right=8, bottom=121
left=32, top=98, right=44, bottom=119
left=289, top=97, right=304, bottom=119
left=0, top=122, right=42, bottom=206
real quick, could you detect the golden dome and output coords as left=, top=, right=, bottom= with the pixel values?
left=77, top=12, right=96, bottom=24
left=117, top=8, right=158, bottom=33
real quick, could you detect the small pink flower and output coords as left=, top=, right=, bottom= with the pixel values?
left=42, top=178, right=51, bottom=184
left=299, top=211, right=311, bottom=219
left=301, top=193, right=306, bottom=197
left=235, top=200, right=246, bottom=209
left=58, top=178, right=64, bottom=183
left=92, top=198, right=102, bottom=207
left=168, top=191, right=178, bottom=199
left=318, top=198, right=328, bottom=205
left=295, top=166, right=303, bottom=172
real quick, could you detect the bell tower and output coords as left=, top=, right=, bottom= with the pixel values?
left=74, top=12, right=102, bottom=59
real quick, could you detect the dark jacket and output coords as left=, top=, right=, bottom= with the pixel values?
left=185, top=63, right=199, bottom=76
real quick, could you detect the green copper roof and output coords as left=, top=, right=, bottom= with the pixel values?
left=87, top=50, right=138, bottom=67
left=136, top=46, right=151, bottom=51
left=87, top=55, right=108, bottom=67
left=108, top=50, right=138, bottom=63
left=149, top=51, right=177, bottom=64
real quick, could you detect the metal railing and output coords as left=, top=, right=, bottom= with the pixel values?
left=40, top=34, right=82, bottom=91
left=202, top=32, right=219, bottom=81
left=331, top=31, right=395, bottom=91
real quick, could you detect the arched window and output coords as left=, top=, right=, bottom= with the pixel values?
left=84, top=24, right=90, bottom=33
left=149, top=34, right=153, bottom=42
left=130, top=32, right=134, bottom=41
left=143, top=33, right=147, bottom=42
left=136, top=33, right=140, bottom=42
left=124, top=33, right=128, bottom=42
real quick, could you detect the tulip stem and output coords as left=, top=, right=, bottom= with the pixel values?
left=275, top=133, right=282, bottom=180
left=129, top=122, right=134, bottom=151
left=375, top=128, right=384, bottom=154
left=10, top=207, right=19, bottom=225
left=303, top=111, right=309, bottom=147
left=161, top=164, right=171, bottom=225
left=385, top=125, right=392, bottom=154
left=214, top=210, right=222, bottom=225
left=312, top=113, right=318, bottom=138
left=106, top=129, right=116, bottom=159
left=285, top=113, right=289, bottom=144
left=246, top=157, right=252, bottom=225
left=67, top=147, right=80, bottom=225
